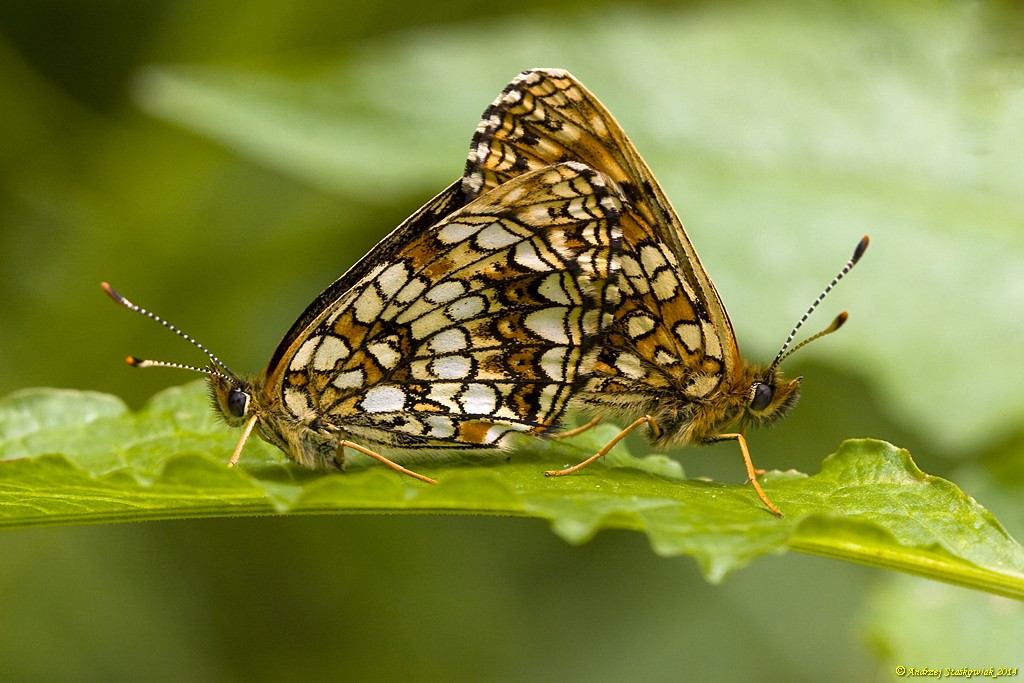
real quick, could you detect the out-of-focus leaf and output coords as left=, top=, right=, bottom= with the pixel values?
left=863, top=574, right=1024, bottom=673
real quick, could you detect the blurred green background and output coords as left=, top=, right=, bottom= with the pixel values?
left=2, top=0, right=1023, bottom=680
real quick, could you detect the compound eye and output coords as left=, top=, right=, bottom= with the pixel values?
left=227, top=389, right=250, bottom=418
left=750, top=383, right=774, bottom=412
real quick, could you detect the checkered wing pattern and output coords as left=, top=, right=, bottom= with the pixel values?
left=260, top=162, right=622, bottom=452
left=463, top=69, right=740, bottom=413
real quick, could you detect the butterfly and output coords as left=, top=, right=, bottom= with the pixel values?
left=104, top=160, right=622, bottom=483
left=463, top=68, right=867, bottom=516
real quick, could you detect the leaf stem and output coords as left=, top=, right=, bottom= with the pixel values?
left=788, top=535, right=1024, bottom=601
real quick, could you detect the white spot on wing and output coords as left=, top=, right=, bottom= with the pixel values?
left=427, top=384, right=460, bottom=411
left=426, top=415, right=455, bottom=439
left=395, top=276, right=428, bottom=304
left=651, top=269, right=679, bottom=302
left=312, top=336, right=350, bottom=371
left=377, top=262, right=410, bottom=298
left=430, top=355, right=472, bottom=379
left=565, top=197, right=594, bottom=220
left=367, top=340, right=401, bottom=370
left=460, top=384, right=498, bottom=415
left=360, top=385, right=407, bottom=413
left=539, top=346, right=570, bottom=381
left=640, top=244, right=668, bottom=271
left=524, top=307, right=569, bottom=344
left=284, top=387, right=310, bottom=416
left=290, top=335, right=321, bottom=371
left=426, top=280, right=466, bottom=305
left=513, top=241, right=548, bottom=272
left=621, top=255, right=649, bottom=294
left=475, top=221, right=521, bottom=250
left=437, top=220, right=481, bottom=245
left=463, top=173, right=483, bottom=195
left=409, top=310, right=447, bottom=342
left=675, top=321, right=702, bottom=353
left=332, top=369, right=365, bottom=390
left=615, top=352, right=645, bottom=379
left=353, top=285, right=384, bottom=324
left=655, top=349, right=679, bottom=366
left=537, top=273, right=572, bottom=305
left=627, top=314, right=655, bottom=339
left=427, top=328, right=468, bottom=354
left=702, top=320, right=723, bottom=359
left=446, top=295, right=486, bottom=321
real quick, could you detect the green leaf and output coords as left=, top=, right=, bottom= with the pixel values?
left=2, top=385, right=1022, bottom=599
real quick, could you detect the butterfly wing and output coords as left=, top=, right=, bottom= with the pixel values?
left=465, top=68, right=739, bottom=405
left=263, top=162, right=621, bottom=450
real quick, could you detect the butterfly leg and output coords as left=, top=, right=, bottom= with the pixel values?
left=709, top=433, right=782, bottom=517
left=228, top=414, right=260, bottom=468
left=339, top=440, right=438, bottom=485
left=550, top=415, right=604, bottom=440
left=545, top=415, right=657, bottom=476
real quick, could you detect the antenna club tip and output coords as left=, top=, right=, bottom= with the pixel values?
left=101, top=281, right=125, bottom=304
left=852, top=235, right=870, bottom=264
left=126, top=355, right=142, bottom=367
left=834, top=311, right=849, bottom=329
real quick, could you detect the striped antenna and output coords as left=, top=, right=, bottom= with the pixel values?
left=768, top=235, right=869, bottom=371
left=101, top=282, right=236, bottom=377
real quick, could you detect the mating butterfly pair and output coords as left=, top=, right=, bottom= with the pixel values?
left=105, top=69, right=866, bottom=516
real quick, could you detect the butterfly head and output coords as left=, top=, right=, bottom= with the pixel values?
left=206, top=370, right=257, bottom=427
left=744, top=369, right=801, bottom=427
